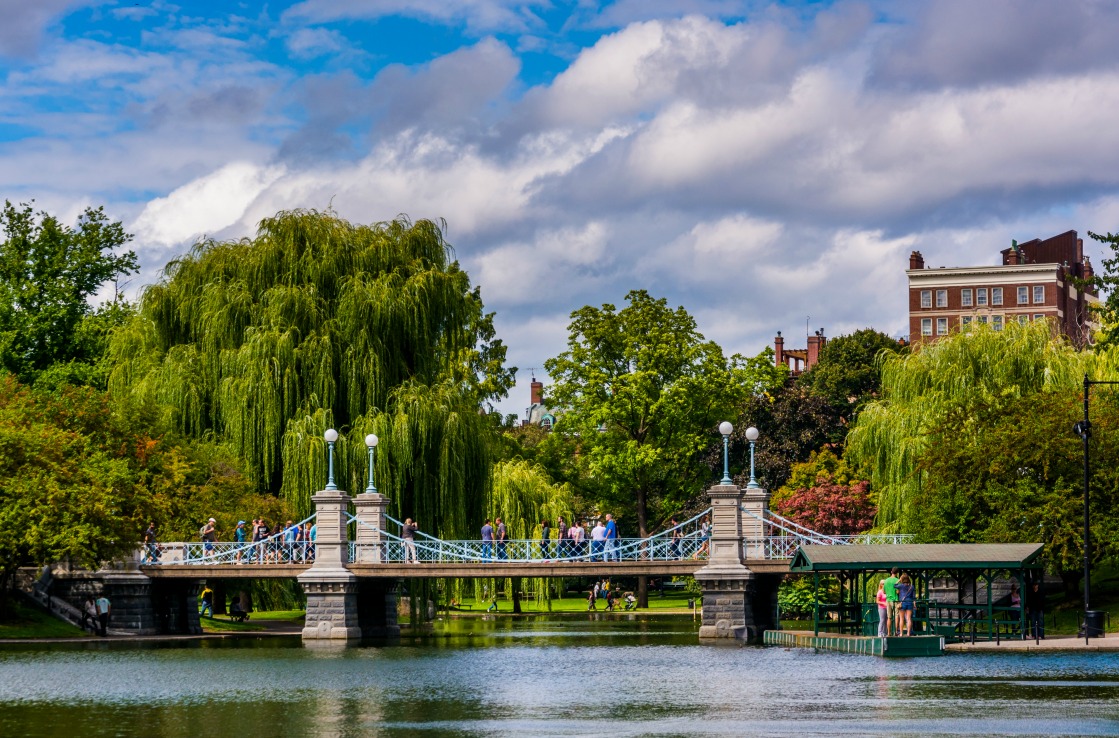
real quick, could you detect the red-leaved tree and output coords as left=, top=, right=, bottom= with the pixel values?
left=774, top=478, right=876, bottom=536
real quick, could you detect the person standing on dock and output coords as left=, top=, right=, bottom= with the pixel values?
left=1026, top=581, right=1045, bottom=640
left=897, top=574, right=915, bottom=636
left=884, top=568, right=900, bottom=637
left=876, top=581, right=889, bottom=637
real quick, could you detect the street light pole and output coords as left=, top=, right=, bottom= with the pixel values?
left=364, top=434, right=379, bottom=494
left=718, top=421, right=733, bottom=485
left=745, top=426, right=760, bottom=490
left=324, top=428, right=339, bottom=490
left=1074, top=374, right=1119, bottom=640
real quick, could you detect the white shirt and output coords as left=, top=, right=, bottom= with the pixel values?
left=591, top=523, right=607, bottom=542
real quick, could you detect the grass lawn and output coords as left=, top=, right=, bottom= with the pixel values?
left=0, top=601, right=86, bottom=639
left=198, top=609, right=304, bottom=633
left=199, top=616, right=265, bottom=633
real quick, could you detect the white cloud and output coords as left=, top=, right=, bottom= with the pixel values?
left=283, top=0, right=550, bottom=33
left=131, top=162, right=286, bottom=249
left=285, top=27, right=347, bottom=60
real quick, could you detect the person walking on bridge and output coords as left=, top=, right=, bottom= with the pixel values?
left=142, top=522, right=160, bottom=564
left=200, top=518, right=217, bottom=558
left=539, top=520, right=551, bottom=559
left=603, top=514, right=619, bottom=561
left=591, top=520, right=606, bottom=561
left=481, top=519, right=494, bottom=561
left=495, top=518, right=508, bottom=560
left=402, top=518, right=419, bottom=563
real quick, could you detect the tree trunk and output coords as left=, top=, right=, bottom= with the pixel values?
left=637, top=486, right=649, bottom=608
left=512, top=577, right=522, bottom=614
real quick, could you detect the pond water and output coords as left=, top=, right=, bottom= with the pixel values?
left=2, top=615, right=1118, bottom=736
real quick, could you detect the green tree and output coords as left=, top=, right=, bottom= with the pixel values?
left=728, top=383, right=844, bottom=492
left=109, top=210, right=513, bottom=536
left=0, top=374, right=279, bottom=612
left=800, top=328, right=905, bottom=419
left=544, top=290, right=784, bottom=604
left=0, top=201, right=137, bottom=384
left=1084, top=230, right=1119, bottom=345
left=846, top=321, right=1090, bottom=530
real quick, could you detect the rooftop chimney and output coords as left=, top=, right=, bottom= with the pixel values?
left=909, top=251, right=925, bottom=270
left=774, top=331, right=784, bottom=367
left=530, top=378, right=543, bottom=406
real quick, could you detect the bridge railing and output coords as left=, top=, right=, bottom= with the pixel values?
left=349, top=508, right=714, bottom=564
left=150, top=515, right=317, bottom=565
left=744, top=534, right=917, bottom=560
left=348, top=537, right=710, bottom=564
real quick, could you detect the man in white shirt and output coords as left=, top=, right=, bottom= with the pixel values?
left=591, top=520, right=607, bottom=561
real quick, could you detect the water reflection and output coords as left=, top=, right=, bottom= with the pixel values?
left=1, top=616, right=1118, bottom=737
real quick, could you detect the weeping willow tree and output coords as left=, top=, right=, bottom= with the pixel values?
left=846, top=320, right=1093, bottom=531
left=109, top=210, right=513, bottom=536
left=469, top=458, right=575, bottom=611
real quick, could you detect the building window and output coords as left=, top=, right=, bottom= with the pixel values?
left=1034, top=314, right=1045, bottom=321
left=936, top=289, right=947, bottom=308
left=961, top=289, right=973, bottom=307
left=978, top=315, right=988, bottom=325
left=921, top=318, right=932, bottom=336
left=1017, top=286, right=1029, bottom=304
left=977, top=288, right=988, bottom=306
left=961, top=316, right=972, bottom=328
left=920, top=290, right=931, bottom=308
left=937, top=317, right=948, bottom=335
left=1033, top=285, right=1045, bottom=304
left=1018, top=315, right=1029, bottom=325
left=992, top=287, right=1003, bottom=306
left=993, top=315, right=1003, bottom=331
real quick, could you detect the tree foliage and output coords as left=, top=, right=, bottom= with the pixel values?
left=727, top=383, right=844, bottom=492
left=799, top=328, right=905, bottom=419
left=0, top=201, right=137, bottom=385
left=544, top=290, right=784, bottom=538
left=109, top=210, right=512, bottom=535
left=846, top=321, right=1091, bottom=530
left=773, top=479, right=875, bottom=536
left=1085, top=229, right=1119, bottom=346
left=0, top=374, right=279, bottom=607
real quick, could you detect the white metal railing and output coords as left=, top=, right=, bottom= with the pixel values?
left=741, top=503, right=917, bottom=560
left=149, top=515, right=317, bottom=565
left=346, top=509, right=714, bottom=564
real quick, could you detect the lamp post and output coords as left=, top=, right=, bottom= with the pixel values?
left=364, top=434, right=379, bottom=494
left=744, top=426, right=760, bottom=489
left=718, top=422, right=733, bottom=485
left=1074, top=374, right=1119, bottom=639
left=324, top=428, right=339, bottom=491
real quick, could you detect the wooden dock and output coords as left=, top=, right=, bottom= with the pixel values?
left=764, top=629, right=945, bottom=657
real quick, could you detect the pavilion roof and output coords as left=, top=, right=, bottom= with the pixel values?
left=788, top=543, right=1044, bottom=572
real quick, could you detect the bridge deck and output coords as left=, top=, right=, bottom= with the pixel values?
left=140, top=559, right=789, bottom=579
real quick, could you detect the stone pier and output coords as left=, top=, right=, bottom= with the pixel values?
left=298, top=487, right=399, bottom=643
left=694, top=481, right=777, bottom=642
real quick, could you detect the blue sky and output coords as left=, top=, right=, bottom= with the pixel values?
left=4, top=0, right=1119, bottom=418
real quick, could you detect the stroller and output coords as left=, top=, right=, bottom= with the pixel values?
left=229, top=598, right=250, bottom=623
left=623, top=592, right=638, bottom=611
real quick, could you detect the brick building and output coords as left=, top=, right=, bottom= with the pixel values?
left=774, top=329, right=827, bottom=376
left=906, top=230, right=1098, bottom=346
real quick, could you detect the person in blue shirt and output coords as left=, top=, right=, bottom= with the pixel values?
left=233, top=520, right=247, bottom=563
left=604, top=514, right=618, bottom=561
left=481, top=519, right=494, bottom=561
